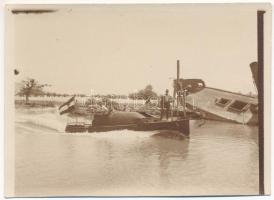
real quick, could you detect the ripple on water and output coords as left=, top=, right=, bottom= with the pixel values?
left=14, top=108, right=259, bottom=196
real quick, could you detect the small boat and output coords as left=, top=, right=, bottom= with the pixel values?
left=61, top=60, right=196, bottom=136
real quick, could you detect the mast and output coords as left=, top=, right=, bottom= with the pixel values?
left=177, top=59, right=180, bottom=109
left=177, top=60, right=186, bottom=117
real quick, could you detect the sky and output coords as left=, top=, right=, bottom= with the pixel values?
left=7, top=4, right=271, bottom=95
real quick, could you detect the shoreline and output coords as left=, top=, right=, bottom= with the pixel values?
left=15, top=99, right=62, bottom=108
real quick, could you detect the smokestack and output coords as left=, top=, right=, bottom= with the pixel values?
left=257, top=10, right=265, bottom=195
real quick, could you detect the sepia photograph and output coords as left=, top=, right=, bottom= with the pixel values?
left=4, top=3, right=272, bottom=197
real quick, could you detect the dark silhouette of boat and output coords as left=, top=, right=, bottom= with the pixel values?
left=65, top=111, right=190, bottom=136
left=60, top=60, right=195, bottom=136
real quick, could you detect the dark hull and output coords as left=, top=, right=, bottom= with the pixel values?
left=88, top=119, right=190, bottom=135
left=65, top=111, right=190, bottom=136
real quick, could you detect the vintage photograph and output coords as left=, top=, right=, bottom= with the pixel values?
left=4, top=3, right=271, bottom=197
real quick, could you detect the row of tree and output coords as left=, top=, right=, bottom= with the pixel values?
left=16, top=78, right=159, bottom=104
left=128, top=85, right=158, bottom=100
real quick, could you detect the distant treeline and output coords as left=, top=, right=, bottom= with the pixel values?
left=16, top=92, right=156, bottom=100
left=16, top=92, right=133, bottom=99
left=16, top=78, right=159, bottom=103
left=16, top=92, right=78, bottom=98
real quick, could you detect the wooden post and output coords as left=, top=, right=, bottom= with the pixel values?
left=183, top=89, right=187, bottom=117
left=257, top=10, right=265, bottom=195
left=171, top=89, right=175, bottom=121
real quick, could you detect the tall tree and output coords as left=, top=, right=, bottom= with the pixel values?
left=17, top=78, right=49, bottom=104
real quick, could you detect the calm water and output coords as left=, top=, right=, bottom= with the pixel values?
left=15, top=107, right=259, bottom=197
